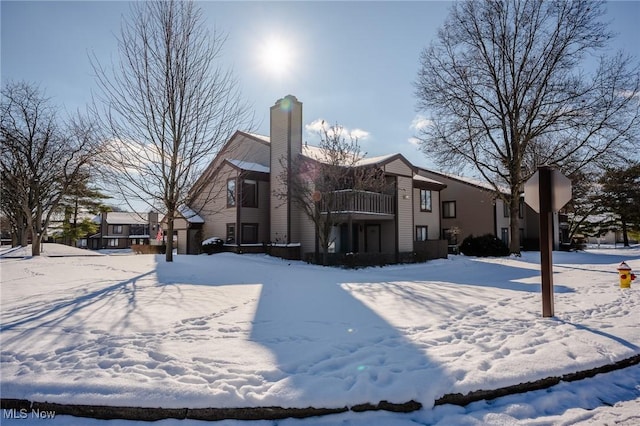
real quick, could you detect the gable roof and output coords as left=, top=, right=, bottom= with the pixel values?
left=301, top=145, right=412, bottom=169
left=177, top=205, right=204, bottom=224
left=189, top=130, right=270, bottom=199
left=418, top=168, right=509, bottom=195
left=226, top=159, right=270, bottom=173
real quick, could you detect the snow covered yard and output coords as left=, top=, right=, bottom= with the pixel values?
left=1, top=244, right=639, bottom=422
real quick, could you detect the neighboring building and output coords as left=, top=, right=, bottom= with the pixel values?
left=183, top=95, right=448, bottom=263
left=417, top=169, right=569, bottom=251
left=416, top=169, right=518, bottom=248
left=89, top=211, right=160, bottom=250
left=161, top=205, right=205, bottom=255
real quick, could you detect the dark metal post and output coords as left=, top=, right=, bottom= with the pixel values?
left=538, top=166, right=554, bottom=317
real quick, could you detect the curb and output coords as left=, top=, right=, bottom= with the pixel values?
left=434, top=353, right=640, bottom=406
left=0, top=399, right=419, bottom=421
left=2, top=354, right=639, bottom=422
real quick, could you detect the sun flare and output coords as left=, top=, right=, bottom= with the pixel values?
left=259, top=36, right=293, bottom=77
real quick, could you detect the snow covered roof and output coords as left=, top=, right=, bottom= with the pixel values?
left=419, top=168, right=509, bottom=194
left=242, top=132, right=270, bottom=144
left=103, top=212, right=149, bottom=225
left=178, top=205, right=204, bottom=224
left=413, top=174, right=444, bottom=186
left=226, top=159, right=270, bottom=173
left=301, top=145, right=400, bottom=167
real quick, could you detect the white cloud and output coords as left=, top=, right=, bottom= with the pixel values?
left=305, top=118, right=326, bottom=134
left=409, top=114, right=433, bottom=131
left=408, top=137, right=422, bottom=146
left=305, top=118, right=371, bottom=142
left=349, top=128, right=370, bottom=141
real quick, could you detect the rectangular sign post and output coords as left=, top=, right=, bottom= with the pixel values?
left=538, top=166, right=554, bottom=317
left=525, top=165, right=571, bottom=318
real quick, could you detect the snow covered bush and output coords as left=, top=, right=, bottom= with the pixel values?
left=202, top=237, right=224, bottom=255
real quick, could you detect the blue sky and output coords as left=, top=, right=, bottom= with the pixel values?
left=2, top=1, right=639, bottom=171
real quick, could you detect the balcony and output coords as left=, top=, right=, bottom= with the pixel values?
left=319, top=189, right=395, bottom=216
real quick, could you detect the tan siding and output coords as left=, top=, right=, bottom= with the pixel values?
left=420, top=171, right=497, bottom=240
left=177, top=229, right=187, bottom=254
left=191, top=164, right=238, bottom=240
left=192, top=133, right=269, bottom=202
left=384, top=158, right=413, bottom=176
left=397, top=176, right=414, bottom=252
left=299, top=214, right=316, bottom=254
left=413, top=188, right=440, bottom=240
left=239, top=180, right=269, bottom=243
left=269, top=96, right=303, bottom=244
left=495, top=199, right=510, bottom=238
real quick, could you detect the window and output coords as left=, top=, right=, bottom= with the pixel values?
left=227, top=179, right=236, bottom=207
left=242, top=179, right=258, bottom=208
left=443, top=228, right=458, bottom=245
left=501, top=228, right=509, bottom=244
left=226, top=223, right=235, bottom=244
left=442, top=201, right=456, bottom=218
left=420, top=189, right=432, bottom=212
left=108, top=238, right=118, bottom=247
left=113, top=225, right=123, bottom=234
left=519, top=198, right=524, bottom=218
left=503, top=202, right=509, bottom=218
left=415, top=226, right=428, bottom=242
left=130, top=224, right=148, bottom=235
left=241, top=223, right=259, bottom=244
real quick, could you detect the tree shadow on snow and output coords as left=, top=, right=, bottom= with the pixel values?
left=0, top=271, right=155, bottom=347
left=154, top=253, right=450, bottom=408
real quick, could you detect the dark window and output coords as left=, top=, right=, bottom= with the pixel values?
left=130, top=224, right=148, bottom=235
left=504, top=202, right=509, bottom=218
left=242, top=180, right=258, bottom=208
left=227, top=179, right=236, bottom=207
left=442, top=201, right=456, bottom=218
left=226, top=223, right=235, bottom=244
left=415, top=226, right=428, bottom=242
left=501, top=228, right=509, bottom=244
left=113, top=225, right=123, bottom=234
left=519, top=198, right=524, bottom=218
left=420, top=189, right=432, bottom=212
left=241, top=223, right=259, bottom=244
left=443, top=228, right=458, bottom=245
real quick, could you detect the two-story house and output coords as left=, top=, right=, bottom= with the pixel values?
left=182, top=95, right=448, bottom=264
left=89, top=211, right=160, bottom=250
left=416, top=169, right=568, bottom=251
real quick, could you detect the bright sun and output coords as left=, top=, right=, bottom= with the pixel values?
left=259, top=36, right=293, bottom=78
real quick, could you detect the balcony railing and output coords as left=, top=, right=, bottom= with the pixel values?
left=319, top=189, right=395, bottom=215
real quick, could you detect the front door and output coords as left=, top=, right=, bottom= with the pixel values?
left=365, top=224, right=381, bottom=253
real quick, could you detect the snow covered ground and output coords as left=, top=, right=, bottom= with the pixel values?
left=1, top=243, right=639, bottom=424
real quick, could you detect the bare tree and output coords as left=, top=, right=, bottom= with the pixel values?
left=91, top=0, right=252, bottom=262
left=0, top=81, right=101, bottom=256
left=415, top=0, right=640, bottom=254
left=275, top=121, right=389, bottom=265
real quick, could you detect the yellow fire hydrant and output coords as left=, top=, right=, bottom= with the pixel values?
left=617, top=261, right=636, bottom=289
